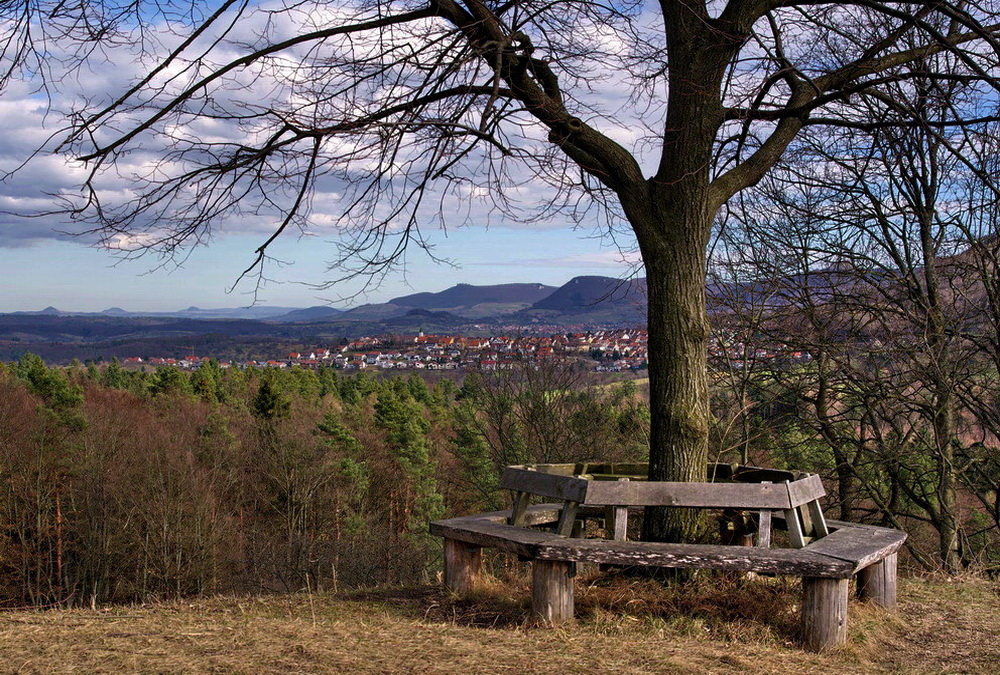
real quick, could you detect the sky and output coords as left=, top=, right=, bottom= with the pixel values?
left=0, top=226, right=640, bottom=312
left=0, top=2, right=648, bottom=313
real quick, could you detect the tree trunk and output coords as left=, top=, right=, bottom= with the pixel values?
left=639, top=203, right=712, bottom=544
left=933, top=391, right=961, bottom=572
left=631, top=7, right=728, bottom=544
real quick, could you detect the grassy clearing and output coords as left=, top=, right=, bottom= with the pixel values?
left=0, top=574, right=997, bottom=673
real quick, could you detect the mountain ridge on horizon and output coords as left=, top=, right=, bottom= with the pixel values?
left=8, top=277, right=641, bottom=320
left=0, top=275, right=650, bottom=362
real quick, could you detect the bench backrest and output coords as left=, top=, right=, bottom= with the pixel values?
left=500, top=465, right=825, bottom=510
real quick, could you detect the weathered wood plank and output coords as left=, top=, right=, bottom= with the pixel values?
left=806, top=499, right=830, bottom=538
left=582, top=480, right=793, bottom=509
left=802, top=577, right=849, bottom=652
left=824, top=518, right=891, bottom=533
left=798, top=503, right=815, bottom=541
left=786, top=474, right=827, bottom=507
left=612, top=504, right=628, bottom=541
left=532, top=560, right=574, bottom=623
left=429, top=518, right=560, bottom=557
left=465, top=504, right=562, bottom=528
left=506, top=463, right=580, bottom=476
left=588, top=473, right=647, bottom=481
left=586, top=462, right=649, bottom=480
left=500, top=467, right=589, bottom=502
left=756, top=481, right=773, bottom=548
left=556, top=501, right=579, bottom=536
left=509, top=491, right=529, bottom=527
left=805, top=526, right=906, bottom=571
left=785, top=507, right=807, bottom=548
left=756, top=508, right=772, bottom=548
left=608, top=477, right=629, bottom=541
left=534, top=538, right=854, bottom=577
left=443, top=538, right=481, bottom=594
left=857, top=553, right=897, bottom=609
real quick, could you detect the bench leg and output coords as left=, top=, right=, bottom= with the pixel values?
left=857, top=553, right=897, bottom=609
left=801, top=577, right=848, bottom=652
left=532, top=560, right=574, bottom=624
left=443, top=538, right=481, bottom=594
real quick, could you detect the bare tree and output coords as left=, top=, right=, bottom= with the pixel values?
left=6, top=1, right=1000, bottom=542
left=724, top=54, right=1000, bottom=570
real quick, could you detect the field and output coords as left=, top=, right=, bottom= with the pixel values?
left=1, top=574, right=997, bottom=673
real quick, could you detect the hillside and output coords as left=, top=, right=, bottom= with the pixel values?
left=391, top=282, right=557, bottom=310
left=532, top=275, right=647, bottom=312
left=1, top=576, right=996, bottom=672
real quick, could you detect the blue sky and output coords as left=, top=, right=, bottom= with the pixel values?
left=0, top=2, right=648, bottom=313
left=0, top=225, right=640, bottom=312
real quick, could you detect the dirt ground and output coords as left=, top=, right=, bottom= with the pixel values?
left=0, top=575, right=996, bottom=673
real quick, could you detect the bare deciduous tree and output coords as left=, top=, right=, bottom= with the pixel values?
left=6, top=0, right=1000, bottom=541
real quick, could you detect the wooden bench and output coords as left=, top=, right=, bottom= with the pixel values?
left=429, top=464, right=906, bottom=652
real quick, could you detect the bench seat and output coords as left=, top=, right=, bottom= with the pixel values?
left=431, top=508, right=904, bottom=578
left=430, top=504, right=905, bottom=651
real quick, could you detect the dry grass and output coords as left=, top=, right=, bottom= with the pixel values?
left=0, top=573, right=997, bottom=673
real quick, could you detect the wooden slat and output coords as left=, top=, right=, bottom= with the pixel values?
left=500, top=467, right=589, bottom=502
left=786, top=474, right=826, bottom=507
left=612, top=505, right=628, bottom=541
left=612, top=477, right=629, bottom=541
left=582, top=480, right=792, bottom=509
left=799, top=503, right=815, bottom=540
left=756, top=508, right=772, bottom=548
left=509, top=491, right=529, bottom=527
left=534, top=538, right=854, bottom=577
left=503, top=465, right=824, bottom=510
left=505, top=463, right=578, bottom=476
left=555, top=501, right=579, bottom=536
left=755, top=481, right=773, bottom=548
left=429, top=518, right=561, bottom=557
left=824, top=518, right=891, bottom=533
left=571, top=462, right=648, bottom=478
left=806, top=500, right=829, bottom=538
left=464, top=504, right=562, bottom=528
left=588, top=474, right=647, bottom=481
left=805, top=526, right=907, bottom=572
left=785, top=507, right=807, bottom=548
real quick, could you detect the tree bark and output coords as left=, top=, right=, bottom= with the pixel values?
left=640, top=211, right=712, bottom=543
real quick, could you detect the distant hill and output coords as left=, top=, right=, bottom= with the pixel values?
left=11, top=306, right=312, bottom=320
left=391, top=283, right=556, bottom=314
left=337, top=303, right=410, bottom=321
left=0, top=315, right=282, bottom=344
left=13, top=306, right=65, bottom=316
left=707, top=269, right=862, bottom=312
left=275, top=306, right=344, bottom=322
left=532, top=276, right=647, bottom=313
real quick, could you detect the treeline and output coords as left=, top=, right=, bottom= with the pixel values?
left=6, top=333, right=999, bottom=609
left=0, top=355, right=648, bottom=608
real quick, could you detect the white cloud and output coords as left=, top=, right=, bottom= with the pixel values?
left=0, top=0, right=660, bottom=262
